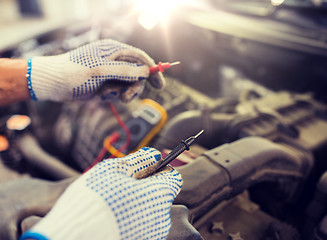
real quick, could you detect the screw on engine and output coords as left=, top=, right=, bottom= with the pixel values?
left=210, top=221, right=224, bottom=234
left=227, top=232, right=244, bottom=240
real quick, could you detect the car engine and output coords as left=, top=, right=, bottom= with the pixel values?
left=1, top=1, right=327, bottom=239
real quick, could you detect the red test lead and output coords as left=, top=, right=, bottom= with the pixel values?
left=149, top=61, right=180, bottom=74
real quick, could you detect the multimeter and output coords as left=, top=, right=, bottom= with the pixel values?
left=112, top=99, right=167, bottom=153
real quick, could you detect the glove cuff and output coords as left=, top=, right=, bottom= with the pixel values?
left=20, top=232, right=50, bottom=240
left=30, top=56, right=66, bottom=101
left=20, top=178, right=120, bottom=240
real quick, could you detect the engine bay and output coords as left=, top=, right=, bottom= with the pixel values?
left=1, top=1, right=327, bottom=239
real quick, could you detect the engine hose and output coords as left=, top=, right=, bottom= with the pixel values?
left=17, top=134, right=80, bottom=180
left=153, top=109, right=236, bottom=150
left=174, top=136, right=312, bottom=221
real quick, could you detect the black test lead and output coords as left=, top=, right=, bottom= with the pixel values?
left=134, top=130, right=204, bottom=179
left=156, top=130, right=204, bottom=172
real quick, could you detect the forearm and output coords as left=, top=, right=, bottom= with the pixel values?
left=0, top=58, right=30, bottom=106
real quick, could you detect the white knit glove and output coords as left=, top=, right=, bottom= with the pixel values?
left=27, top=39, right=165, bottom=102
left=20, top=147, right=182, bottom=240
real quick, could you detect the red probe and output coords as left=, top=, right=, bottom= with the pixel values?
left=149, top=61, right=180, bottom=74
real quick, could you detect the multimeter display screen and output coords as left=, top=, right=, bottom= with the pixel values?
left=144, top=109, right=156, bottom=119
left=137, top=105, right=161, bottom=125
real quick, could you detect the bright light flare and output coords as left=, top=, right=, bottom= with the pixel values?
left=271, top=0, right=285, bottom=6
left=138, top=10, right=161, bottom=30
left=134, top=0, right=188, bottom=30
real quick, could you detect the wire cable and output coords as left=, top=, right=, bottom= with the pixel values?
left=84, top=103, right=131, bottom=172
left=84, top=147, right=107, bottom=173
left=103, top=135, right=125, bottom=158
left=109, top=103, right=131, bottom=155
left=83, top=134, right=119, bottom=173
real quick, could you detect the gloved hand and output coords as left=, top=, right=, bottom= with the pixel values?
left=20, top=147, right=183, bottom=240
left=27, top=39, right=165, bottom=102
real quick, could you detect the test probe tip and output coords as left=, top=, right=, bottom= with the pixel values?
left=170, top=61, right=181, bottom=66
left=194, top=130, right=204, bottom=139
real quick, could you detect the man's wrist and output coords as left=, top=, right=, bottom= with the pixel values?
left=0, top=58, right=31, bottom=106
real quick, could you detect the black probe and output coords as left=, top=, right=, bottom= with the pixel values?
left=156, top=130, right=204, bottom=172
left=134, top=130, right=204, bottom=179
